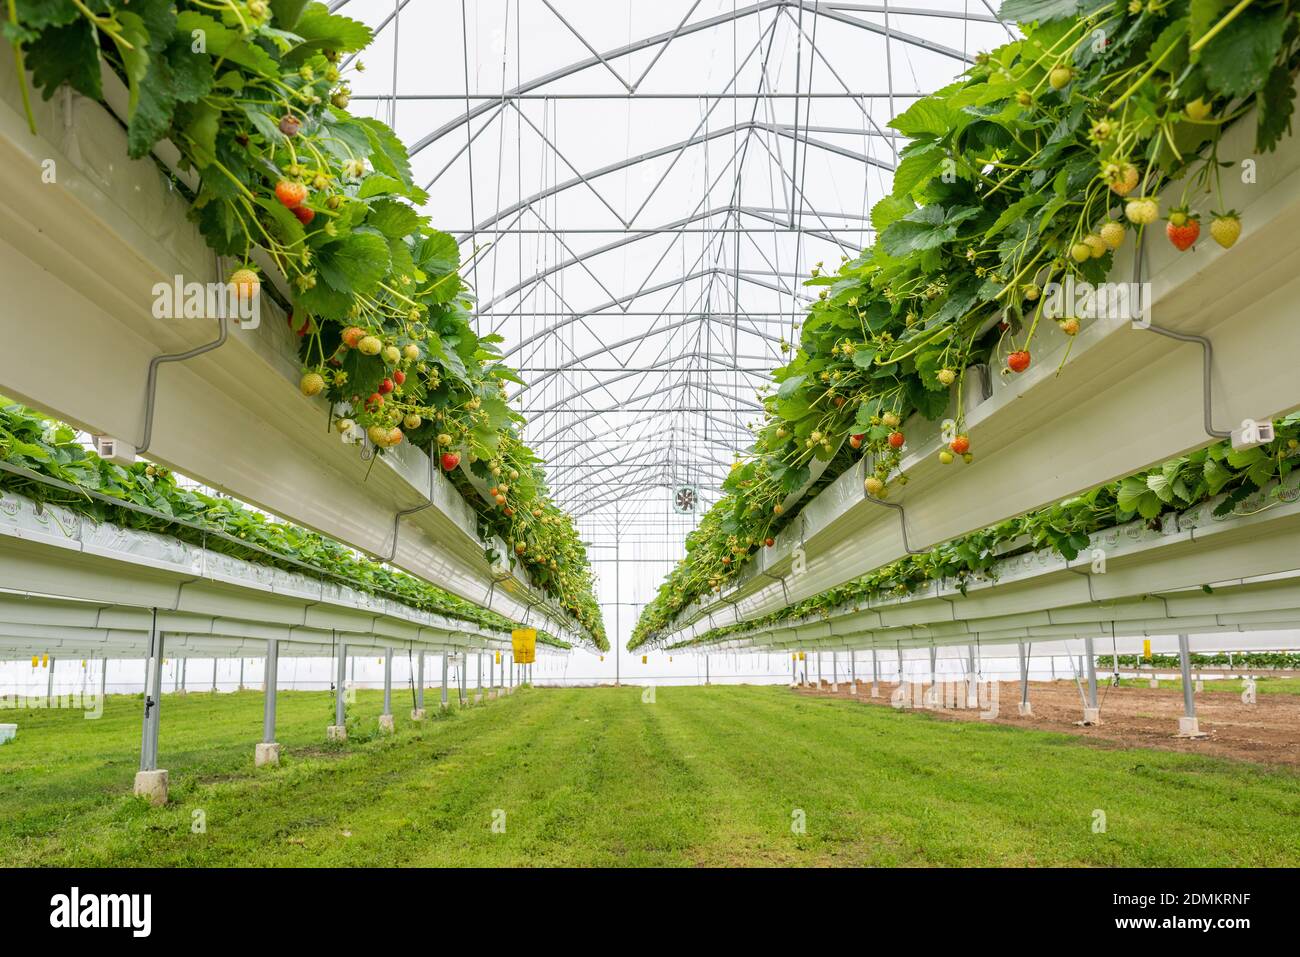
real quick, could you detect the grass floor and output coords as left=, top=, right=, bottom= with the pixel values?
left=1, top=684, right=1297, bottom=866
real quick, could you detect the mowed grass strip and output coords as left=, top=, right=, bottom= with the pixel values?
left=0, top=685, right=1296, bottom=866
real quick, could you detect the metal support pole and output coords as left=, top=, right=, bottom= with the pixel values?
left=212, top=658, right=218, bottom=693
left=459, top=652, right=468, bottom=704
left=965, top=644, right=977, bottom=707
left=705, top=654, right=710, bottom=686
left=100, top=656, right=108, bottom=699
left=382, top=648, right=393, bottom=716
left=831, top=651, right=838, bottom=691
left=489, top=652, right=495, bottom=696
left=850, top=650, right=857, bottom=694
left=139, top=615, right=163, bottom=772
left=46, top=656, right=55, bottom=706
left=181, top=657, right=187, bottom=694
left=1018, top=642, right=1032, bottom=716
left=791, top=653, right=797, bottom=687
left=239, top=657, right=245, bottom=691
left=871, top=648, right=879, bottom=697
left=334, top=642, right=348, bottom=728
left=441, top=652, right=449, bottom=709
left=1082, top=636, right=1100, bottom=724
left=416, top=652, right=425, bottom=711
left=1176, top=633, right=1205, bottom=737
left=477, top=653, right=483, bottom=701
left=263, top=639, right=279, bottom=743
left=817, top=651, right=823, bottom=688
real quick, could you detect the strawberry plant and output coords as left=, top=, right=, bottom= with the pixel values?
left=0, top=400, right=582, bottom=650
left=5, top=1, right=604, bottom=646
left=631, top=0, right=1300, bottom=646
left=645, top=413, right=1300, bottom=651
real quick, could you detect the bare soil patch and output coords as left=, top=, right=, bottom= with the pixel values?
left=797, top=679, right=1300, bottom=768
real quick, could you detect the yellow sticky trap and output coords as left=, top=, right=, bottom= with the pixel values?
left=495, top=651, right=501, bottom=664
left=1143, top=640, right=1151, bottom=660
left=511, top=628, right=537, bottom=664
left=42, top=654, right=49, bottom=668
left=599, top=655, right=604, bottom=661
left=81, top=660, right=87, bottom=669
left=798, top=651, right=806, bottom=661
left=31, top=655, right=38, bottom=668
left=641, top=655, right=647, bottom=665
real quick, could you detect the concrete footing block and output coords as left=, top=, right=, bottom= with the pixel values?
left=1017, top=702, right=1033, bottom=717
left=1177, top=716, right=1209, bottom=738
left=133, top=769, right=168, bottom=805
left=1148, top=678, right=1159, bottom=689
left=378, top=714, right=395, bottom=733
left=1195, top=679, right=1204, bottom=693
left=870, top=685, right=879, bottom=698
left=849, top=681, right=858, bottom=695
left=326, top=724, right=347, bottom=742
left=1078, top=707, right=1101, bottom=726
left=254, top=742, right=281, bottom=767
left=410, top=708, right=426, bottom=721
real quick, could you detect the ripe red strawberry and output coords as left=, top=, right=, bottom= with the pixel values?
left=275, top=180, right=308, bottom=208
left=365, top=392, right=384, bottom=411
left=765, top=537, right=775, bottom=547
left=393, top=370, right=406, bottom=386
left=440, top=452, right=460, bottom=471
left=377, top=378, right=394, bottom=395
left=950, top=434, right=970, bottom=455
left=291, top=205, right=316, bottom=225
left=1166, top=209, right=1200, bottom=251
left=888, top=431, right=905, bottom=449
left=849, top=433, right=864, bottom=450
left=1007, top=350, right=1031, bottom=373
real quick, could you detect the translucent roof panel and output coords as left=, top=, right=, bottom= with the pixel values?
left=334, top=0, right=1016, bottom=647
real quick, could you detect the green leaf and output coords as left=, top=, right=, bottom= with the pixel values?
left=367, top=199, right=424, bottom=239
left=891, top=142, right=944, bottom=197
left=1256, top=62, right=1296, bottom=152
left=23, top=19, right=101, bottom=101
left=1197, top=6, right=1286, bottom=100
left=314, top=231, right=391, bottom=298
left=286, top=3, right=373, bottom=58
left=878, top=205, right=958, bottom=257
left=870, top=194, right=915, bottom=233
left=269, top=0, right=312, bottom=30
left=998, top=0, right=1080, bottom=25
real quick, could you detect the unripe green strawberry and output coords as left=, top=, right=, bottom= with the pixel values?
left=1070, top=242, right=1092, bottom=263
left=1125, top=196, right=1159, bottom=225
left=1048, top=65, right=1072, bottom=90
left=1210, top=211, right=1241, bottom=249
left=1099, top=220, right=1126, bottom=249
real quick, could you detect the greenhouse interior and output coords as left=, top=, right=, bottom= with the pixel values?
left=0, top=0, right=1297, bottom=898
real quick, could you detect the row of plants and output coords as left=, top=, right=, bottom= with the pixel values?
left=638, top=413, right=1300, bottom=651
left=0, top=400, right=574, bottom=649
left=632, top=0, right=1300, bottom=645
left=5, top=0, right=604, bottom=646
left=1108, top=652, right=1300, bottom=668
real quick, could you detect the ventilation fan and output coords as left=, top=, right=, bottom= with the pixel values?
left=672, top=485, right=698, bottom=514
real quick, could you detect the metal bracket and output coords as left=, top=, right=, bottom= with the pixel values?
left=1131, top=233, right=1231, bottom=441
left=140, top=312, right=230, bottom=455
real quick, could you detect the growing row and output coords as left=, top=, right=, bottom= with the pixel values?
left=632, top=0, right=1300, bottom=644
left=8, top=0, right=604, bottom=645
